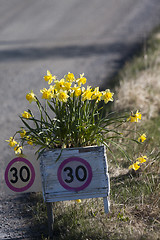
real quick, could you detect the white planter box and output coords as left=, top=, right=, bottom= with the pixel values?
left=40, top=145, right=110, bottom=213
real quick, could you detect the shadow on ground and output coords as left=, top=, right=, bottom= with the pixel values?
left=0, top=193, right=48, bottom=239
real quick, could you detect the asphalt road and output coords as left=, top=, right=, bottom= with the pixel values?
left=1, top=0, right=160, bottom=238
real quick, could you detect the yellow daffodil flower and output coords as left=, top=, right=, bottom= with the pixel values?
left=65, top=72, right=75, bottom=82
left=54, top=79, right=65, bottom=91
left=82, top=86, right=93, bottom=101
left=14, top=145, right=23, bottom=155
left=129, top=155, right=147, bottom=171
left=71, top=85, right=82, bottom=97
left=57, top=90, right=69, bottom=102
left=102, top=89, right=114, bottom=104
left=128, top=110, right=142, bottom=122
left=76, top=73, right=87, bottom=87
left=20, top=129, right=26, bottom=138
left=25, top=136, right=34, bottom=145
left=6, top=137, right=17, bottom=147
left=22, top=111, right=31, bottom=119
left=40, top=88, right=52, bottom=100
left=63, top=81, right=72, bottom=91
left=138, top=134, right=146, bottom=142
left=92, top=87, right=102, bottom=102
left=76, top=199, right=81, bottom=203
left=44, top=70, right=56, bottom=84
left=27, top=139, right=33, bottom=145
left=137, top=156, right=147, bottom=163
left=129, top=162, right=140, bottom=171
left=26, top=90, right=36, bottom=104
left=48, top=85, right=57, bottom=97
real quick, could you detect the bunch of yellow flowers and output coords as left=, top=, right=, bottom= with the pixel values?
left=6, top=71, right=147, bottom=170
left=25, top=71, right=114, bottom=104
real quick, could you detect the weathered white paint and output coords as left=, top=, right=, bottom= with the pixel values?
left=40, top=145, right=110, bottom=213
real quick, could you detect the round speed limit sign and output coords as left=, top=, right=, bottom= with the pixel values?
left=5, top=157, right=35, bottom=192
left=57, top=157, right=92, bottom=191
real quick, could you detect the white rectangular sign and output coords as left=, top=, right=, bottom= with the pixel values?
left=40, top=145, right=110, bottom=213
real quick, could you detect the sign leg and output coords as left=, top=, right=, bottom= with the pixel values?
left=103, top=197, right=110, bottom=213
left=46, top=202, right=54, bottom=239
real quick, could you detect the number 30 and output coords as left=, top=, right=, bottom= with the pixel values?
left=64, top=165, right=87, bottom=183
left=10, top=166, right=30, bottom=184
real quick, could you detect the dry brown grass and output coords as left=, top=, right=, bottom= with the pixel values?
left=114, top=67, right=160, bottom=119
left=114, top=32, right=160, bottom=119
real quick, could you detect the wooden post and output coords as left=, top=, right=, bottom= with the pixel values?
left=103, top=197, right=110, bottom=213
left=46, top=202, right=54, bottom=239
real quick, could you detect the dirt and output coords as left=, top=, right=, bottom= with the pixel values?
left=0, top=192, right=47, bottom=240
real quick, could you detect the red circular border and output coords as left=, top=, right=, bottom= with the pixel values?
left=57, top=157, right=92, bottom=191
left=5, top=157, right=35, bottom=192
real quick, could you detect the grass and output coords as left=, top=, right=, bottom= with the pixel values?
left=28, top=27, right=160, bottom=239
left=114, top=26, right=160, bottom=119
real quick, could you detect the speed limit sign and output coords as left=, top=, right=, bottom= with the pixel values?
left=57, top=156, right=92, bottom=191
left=4, top=156, right=42, bottom=194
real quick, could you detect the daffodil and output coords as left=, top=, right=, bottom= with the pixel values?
left=27, top=139, right=33, bottom=145
left=71, top=85, right=82, bottom=97
left=63, top=81, right=72, bottom=91
left=137, top=155, right=147, bottom=163
left=44, top=70, right=56, bottom=84
left=138, top=134, right=146, bottom=142
left=76, top=199, right=81, bottom=203
left=92, top=87, right=102, bottom=102
left=6, top=137, right=17, bottom=147
left=57, top=90, right=69, bottom=102
left=20, top=129, right=26, bottom=138
left=76, top=73, right=87, bottom=86
left=65, top=72, right=75, bottom=82
left=102, top=89, right=114, bottom=104
left=14, top=145, right=23, bottom=155
left=129, top=162, right=140, bottom=171
left=40, top=88, right=52, bottom=100
left=54, top=79, right=65, bottom=91
left=128, top=110, right=142, bottom=122
left=26, top=90, right=36, bottom=104
left=82, top=86, right=93, bottom=101
left=24, top=136, right=33, bottom=145
left=48, top=85, right=57, bottom=97
left=22, top=111, right=31, bottom=119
